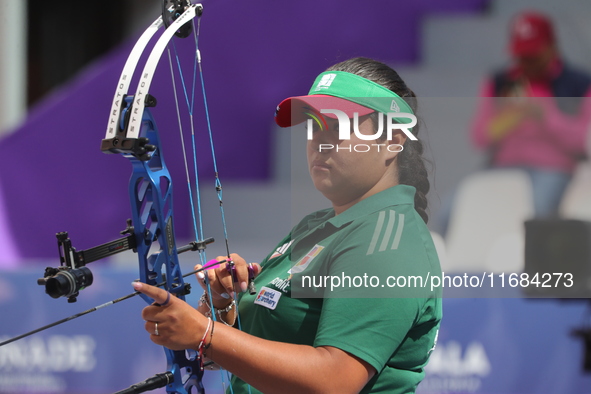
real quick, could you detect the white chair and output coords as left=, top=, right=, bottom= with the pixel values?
left=559, top=163, right=591, bottom=221
left=444, top=169, right=533, bottom=273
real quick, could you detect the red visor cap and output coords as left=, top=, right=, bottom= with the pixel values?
left=275, top=94, right=374, bottom=128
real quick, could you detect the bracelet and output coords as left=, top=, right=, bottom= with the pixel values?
left=199, top=292, right=236, bottom=325
left=198, top=317, right=212, bottom=349
left=197, top=317, right=212, bottom=370
left=198, top=292, right=212, bottom=318
left=216, top=299, right=236, bottom=326
left=203, top=321, right=214, bottom=357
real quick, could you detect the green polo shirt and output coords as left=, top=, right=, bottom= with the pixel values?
left=231, top=185, right=442, bottom=393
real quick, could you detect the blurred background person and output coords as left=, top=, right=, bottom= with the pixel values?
left=470, top=10, right=591, bottom=218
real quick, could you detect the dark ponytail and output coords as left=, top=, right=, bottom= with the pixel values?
left=325, top=57, right=431, bottom=223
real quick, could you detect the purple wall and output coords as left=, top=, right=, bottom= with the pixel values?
left=0, top=0, right=488, bottom=262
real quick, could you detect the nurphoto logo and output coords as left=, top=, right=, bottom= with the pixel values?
left=306, top=109, right=417, bottom=153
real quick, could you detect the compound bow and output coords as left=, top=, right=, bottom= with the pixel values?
left=29, top=1, right=253, bottom=393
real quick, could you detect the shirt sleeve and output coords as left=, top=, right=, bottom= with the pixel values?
left=314, top=296, right=424, bottom=372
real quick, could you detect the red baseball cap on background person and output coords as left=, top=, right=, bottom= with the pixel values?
left=509, top=11, right=555, bottom=56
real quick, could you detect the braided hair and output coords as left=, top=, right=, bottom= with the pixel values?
left=325, top=57, right=431, bottom=223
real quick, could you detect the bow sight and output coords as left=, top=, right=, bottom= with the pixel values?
left=38, top=219, right=213, bottom=303
left=38, top=221, right=136, bottom=303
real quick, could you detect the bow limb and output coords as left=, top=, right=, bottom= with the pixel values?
left=127, top=4, right=200, bottom=140
left=105, top=16, right=163, bottom=140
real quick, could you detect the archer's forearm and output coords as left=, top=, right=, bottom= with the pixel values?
left=202, top=323, right=371, bottom=394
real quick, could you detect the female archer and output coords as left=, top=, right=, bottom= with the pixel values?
left=133, top=57, right=442, bottom=394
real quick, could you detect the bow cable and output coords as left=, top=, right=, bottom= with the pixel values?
left=194, top=16, right=253, bottom=394
left=166, top=11, right=240, bottom=393
left=167, top=11, right=255, bottom=394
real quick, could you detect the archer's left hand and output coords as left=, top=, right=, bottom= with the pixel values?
left=132, top=281, right=209, bottom=351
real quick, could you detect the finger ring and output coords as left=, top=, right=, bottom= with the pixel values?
left=161, top=291, right=171, bottom=307
left=154, top=322, right=159, bottom=336
left=154, top=291, right=171, bottom=307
